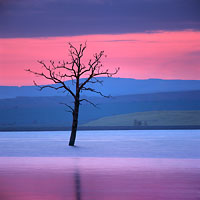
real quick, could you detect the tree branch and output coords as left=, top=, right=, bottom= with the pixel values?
left=26, top=66, right=76, bottom=99
left=33, top=81, right=65, bottom=91
left=59, top=102, right=74, bottom=114
left=80, top=98, right=97, bottom=107
left=82, top=87, right=111, bottom=98
left=26, top=42, right=119, bottom=109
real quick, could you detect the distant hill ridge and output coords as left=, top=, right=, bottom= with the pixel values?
left=1, top=90, right=200, bottom=130
left=1, top=77, right=200, bottom=99
left=83, top=110, right=200, bottom=127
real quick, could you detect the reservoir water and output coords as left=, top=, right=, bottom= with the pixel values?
left=0, top=130, right=200, bottom=199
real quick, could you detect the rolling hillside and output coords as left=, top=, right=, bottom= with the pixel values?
left=1, top=77, right=200, bottom=99
left=83, top=110, right=200, bottom=127
left=0, top=90, right=200, bottom=130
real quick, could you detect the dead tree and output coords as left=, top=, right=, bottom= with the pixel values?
left=26, top=42, right=119, bottom=146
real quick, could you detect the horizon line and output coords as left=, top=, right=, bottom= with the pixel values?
left=1, top=77, right=200, bottom=87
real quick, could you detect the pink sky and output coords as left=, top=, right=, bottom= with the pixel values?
left=0, top=30, right=200, bottom=86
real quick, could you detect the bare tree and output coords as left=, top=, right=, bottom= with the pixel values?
left=26, top=42, right=119, bottom=146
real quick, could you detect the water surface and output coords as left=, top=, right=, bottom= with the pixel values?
left=0, top=157, right=200, bottom=200
left=0, top=130, right=200, bottom=199
left=0, top=130, right=200, bottom=158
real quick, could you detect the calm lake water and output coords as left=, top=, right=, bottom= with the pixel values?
left=0, top=130, right=200, bottom=200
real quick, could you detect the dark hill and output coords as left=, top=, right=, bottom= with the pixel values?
left=1, top=77, right=200, bottom=99
left=1, top=90, right=200, bottom=130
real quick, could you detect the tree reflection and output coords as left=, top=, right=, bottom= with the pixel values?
left=74, top=168, right=81, bottom=200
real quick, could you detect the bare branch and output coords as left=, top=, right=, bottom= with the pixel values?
left=26, top=65, right=76, bottom=99
left=87, top=77, right=103, bottom=85
left=80, top=98, right=97, bottom=107
left=59, top=102, right=74, bottom=114
left=69, top=42, right=79, bottom=56
left=33, top=80, right=65, bottom=91
left=78, top=46, right=119, bottom=92
left=26, top=69, right=54, bottom=81
left=82, top=87, right=111, bottom=98
left=26, top=42, right=119, bottom=108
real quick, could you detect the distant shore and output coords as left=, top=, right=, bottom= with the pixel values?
left=1, top=125, right=200, bottom=132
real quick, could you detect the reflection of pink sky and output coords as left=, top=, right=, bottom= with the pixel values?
left=0, top=157, right=200, bottom=200
left=0, top=31, right=200, bottom=86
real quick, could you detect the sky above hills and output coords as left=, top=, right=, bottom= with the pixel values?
left=0, top=0, right=200, bottom=85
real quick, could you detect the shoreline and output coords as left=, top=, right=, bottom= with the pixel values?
left=1, top=125, right=200, bottom=132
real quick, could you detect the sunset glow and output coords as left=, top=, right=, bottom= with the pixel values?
left=0, top=30, right=200, bottom=86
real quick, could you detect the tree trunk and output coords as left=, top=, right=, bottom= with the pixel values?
left=69, top=99, right=80, bottom=146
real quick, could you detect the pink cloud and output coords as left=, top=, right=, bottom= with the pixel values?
left=0, top=30, right=200, bottom=86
